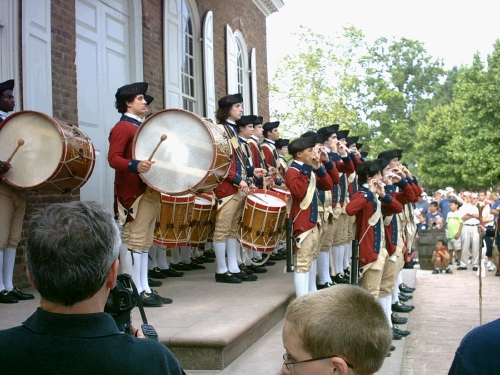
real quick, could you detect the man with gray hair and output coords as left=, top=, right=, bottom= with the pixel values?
left=0, top=201, right=183, bottom=374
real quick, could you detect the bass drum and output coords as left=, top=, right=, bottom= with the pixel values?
left=133, top=109, right=231, bottom=196
left=0, top=110, right=95, bottom=192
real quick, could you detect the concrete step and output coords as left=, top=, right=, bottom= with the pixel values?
left=132, top=259, right=295, bottom=370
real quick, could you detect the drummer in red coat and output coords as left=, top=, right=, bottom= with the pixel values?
left=108, top=82, right=170, bottom=307
left=261, top=121, right=284, bottom=186
left=213, top=94, right=267, bottom=284
left=285, top=135, right=334, bottom=297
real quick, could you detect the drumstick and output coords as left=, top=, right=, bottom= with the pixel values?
left=6, top=139, right=24, bottom=163
left=148, top=134, right=167, bottom=161
left=266, top=162, right=284, bottom=181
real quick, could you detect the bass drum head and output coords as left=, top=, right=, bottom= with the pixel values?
left=0, top=111, right=63, bottom=189
left=134, top=109, right=216, bottom=196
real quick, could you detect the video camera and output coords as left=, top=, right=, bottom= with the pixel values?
left=105, top=273, right=159, bottom=341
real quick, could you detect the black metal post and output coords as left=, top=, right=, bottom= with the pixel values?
left=350, top=239, right=359, bottom=285
left=286, top=218, right=293, bottom=272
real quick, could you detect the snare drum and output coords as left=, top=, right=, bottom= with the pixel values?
left=188, top=193, right=216, bottom=246
left=133, top=109, right=231, bottom=196
left=238, top=189, right=287, bottom=253
left=154, top=194, right=195, bottom=247
left=0, top=111, right=95, bottom=192
left=270, top=186, right=291, bottom=202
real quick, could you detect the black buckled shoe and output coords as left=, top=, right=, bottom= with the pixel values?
left=269, top=253, right=286, bottom=261
left=170, top=262, right=192, bottom=271
left=392, top=331, right=403, bottom=340
left=148, top=267, right=168, bottom=279
left=151, top=290, right=173, bottom=304
left=392, top=301, right=414, bottom=313
left=393, top=326, right=411, bottom=337
left=263, top=259, right=276, bottom=266
left=198, top=255, right=215, bottom=263
left=399, top=283, right=415, bottom=293
left=333, top=273, right=349, bottom=284
left=215, top=271, right=242, bottom=284
left=239, top=264, right=254, bottom=275
left=233, top=272, right=258, bottom=282
left=190, top=256, right=205, bottom=264
left=344, top=268, right=351, bottom=277
left=0, top=289, right=18, bottom=304
left=9, top=287, right=34, bottom=300
left=399, top=293, right=412, bottom=302
left=203, top=250, right=216, bottom=258
left=140, top=291, right=163, bottom=307
left=317, top=282, right=334, bottom=290
left=247, top=264, right=268, bottom=273
left=391, top=313, right=408, bottom=325
left=186, top=262, right=205, bottom=270
left=161, top=268, right=184, bottom=277
left=148, top=279, right=163, bottom=287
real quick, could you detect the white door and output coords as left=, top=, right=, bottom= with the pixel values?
left=76, top=0, right=131, bottom=211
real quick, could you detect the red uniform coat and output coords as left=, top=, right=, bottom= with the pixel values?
left=108, top=117, right=145, bottom=218
left=346, top=187, right=403, bottom=268
left=285, top=161, right=333, bottom=242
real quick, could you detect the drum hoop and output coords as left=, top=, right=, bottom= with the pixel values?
left=246, top=190, right=287, bottom=211
left=0, top=110, right=96, bottom=192
left=161, top=194, right=195, bottom=203
left=133, top=108, right=227, bottom=196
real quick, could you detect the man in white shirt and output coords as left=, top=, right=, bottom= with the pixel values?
left=457, top=193, right=481, bottom=271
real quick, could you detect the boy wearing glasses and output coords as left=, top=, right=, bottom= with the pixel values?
left=282, top=284, right=392, bottom=375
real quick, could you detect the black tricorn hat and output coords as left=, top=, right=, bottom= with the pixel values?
left=346, top=136, right=359, bottom=147
left=317, top=126, right=335, bottom=139
left=253, top=116, right=263, bottom=125
left=289, top=135, right=317, bottom=154
left=145, top=95, right=154, bottom=105
left=236, top=115, right=257, bottom=127
left=218, top=93, right=243, bottom=108
left=301, top=131, right=324, bottom=144
left=360, top=151, right=369, bottom=158
left=115, top=82, right=148, bottom=101
left=329, top=124, right=340, bottom=134
left=356, top=160, right=381, bottom=176
left=355, top=143, right=363, bottom=150
left=0, top=79, right=14, bottom=94
left=336, top=130, right=350, bottom=140
left=275, top=139, right=290, bottom=149
left=377, top=149, right=403, bottom=160
left=263, top=121, right=280, bottom=132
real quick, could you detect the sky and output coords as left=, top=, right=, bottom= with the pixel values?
left=266, top=0, right=500, bottom=77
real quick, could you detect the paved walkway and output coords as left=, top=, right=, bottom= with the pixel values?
left=402, top=264, right=500, bottom=374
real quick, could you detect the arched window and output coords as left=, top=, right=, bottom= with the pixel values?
left=233, top=30, right=250, bottom=114
left=165, top=0, right=202, bottom=114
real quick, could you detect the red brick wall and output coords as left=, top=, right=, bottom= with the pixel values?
left=142, top=0, right=165, bottom=114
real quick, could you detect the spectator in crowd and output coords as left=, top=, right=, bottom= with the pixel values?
left=432, top=239, right=452, bottom=274
left=446, top=198, right=463, bottom=264
left=415, top=192, right=430, bottom=216
left=427, top=201, right=444, bottom=229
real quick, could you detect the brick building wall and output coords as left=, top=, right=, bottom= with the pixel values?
left=12, top=0, right=273, bottom=287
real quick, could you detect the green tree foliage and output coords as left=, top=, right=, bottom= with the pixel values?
left=361, top=37, right=445, bottom=165
left=269, top=26, right=366, bottom=138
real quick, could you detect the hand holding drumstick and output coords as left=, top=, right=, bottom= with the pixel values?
left=139, top=134, right=167, bottom=174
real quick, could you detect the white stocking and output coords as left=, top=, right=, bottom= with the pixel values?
left=213, top=241, right=228, bottom=274
left=308, top=259, right=318, bottom=293
left=124, top=250, right=143, bottom=293
left=294, top=271, right=309, bottom=297
left=226, top=238, right=240, bottom=273
left=148, top=245, right=158, bottom=270
left=3, top=247, right=16, bottom=291
left=317, top=252, right=333, bottom=284
left=140, top=252, right=151, bottom=294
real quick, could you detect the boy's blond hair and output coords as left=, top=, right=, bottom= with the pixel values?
left=285, top=284, right=391, bottom=375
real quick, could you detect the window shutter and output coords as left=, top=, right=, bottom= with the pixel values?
left=22, top=0, right=52, bottom=114
left=165, top=0, right=182, bottom=108
left=203, top=11, right=215, bottom=121
left=250, top=48, right=258, bottom=115
left=226, top=25, right=238, bottom=94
